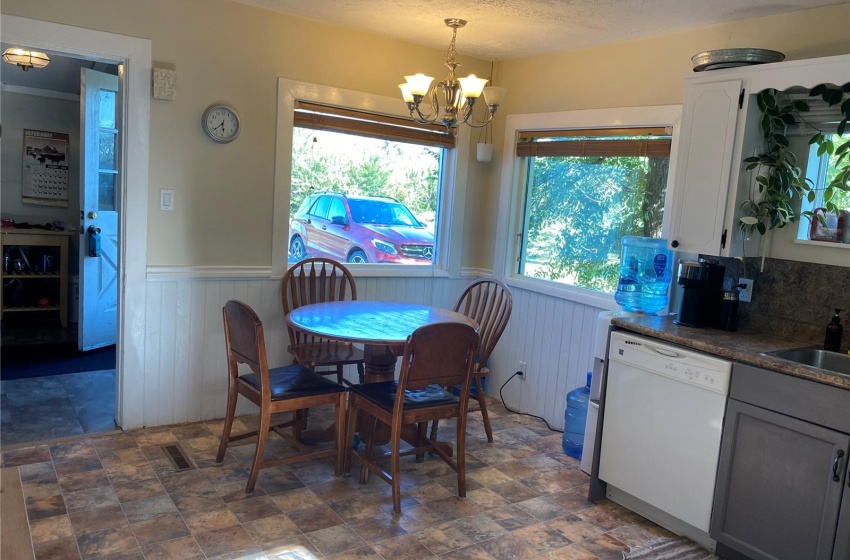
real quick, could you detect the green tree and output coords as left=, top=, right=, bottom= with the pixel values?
left=524, top=155, right=667, bottom=292
left=290, top=128, right=440, bottom=221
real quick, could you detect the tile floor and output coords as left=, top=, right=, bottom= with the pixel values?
left=0, top=399, right=688, bottom=560
left=1, top=369, right=117, bottom=447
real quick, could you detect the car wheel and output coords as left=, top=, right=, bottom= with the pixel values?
left=347, top=249, right=368, bottom=264
left=290, top=236, right=307, bottom=261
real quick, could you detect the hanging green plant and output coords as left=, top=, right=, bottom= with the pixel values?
left=740, top=82, right=850, bottom=235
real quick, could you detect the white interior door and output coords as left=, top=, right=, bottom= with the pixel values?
left=79, top=68, right=119, bottom=351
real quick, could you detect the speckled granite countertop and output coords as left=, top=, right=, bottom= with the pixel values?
left=611, top=315, right=850, bottom=391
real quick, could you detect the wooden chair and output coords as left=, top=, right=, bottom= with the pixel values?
left=432, top=278, right=512, bottom=443
left=217, top=300, right=347, bottom=493
left=282, top=258, right=365, bottom=384
left=345, top=321, right=479, bottom=514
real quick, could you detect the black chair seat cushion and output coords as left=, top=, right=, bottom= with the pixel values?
left=239, top=364, right=346, bottom=401
left=350, top=381, right=458, bottom=410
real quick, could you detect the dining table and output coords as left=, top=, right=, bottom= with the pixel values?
left=285, top=299, right=479, bottom=448
left=286, top=300, right=479, bottom=382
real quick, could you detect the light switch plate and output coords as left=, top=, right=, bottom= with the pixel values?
left=160, top=189, right=174, bottom=211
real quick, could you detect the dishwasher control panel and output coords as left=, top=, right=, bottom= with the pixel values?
left=609, top=331, right=732, bottom=394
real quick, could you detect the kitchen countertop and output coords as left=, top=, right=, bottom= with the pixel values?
left=611, top=315, right=850, bottom=391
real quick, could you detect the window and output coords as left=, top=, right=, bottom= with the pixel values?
left=798, top=133, right=850, bottom=241
left=494, top=106, right=681, bottom=306
left=272, top=79, right=473, bottom=277
left=517, top=127, right=672, bottom=293
left=288, top=108, right=445, bottom=265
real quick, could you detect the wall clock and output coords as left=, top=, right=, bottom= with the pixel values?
left=202, top=104, right=240, bottom=143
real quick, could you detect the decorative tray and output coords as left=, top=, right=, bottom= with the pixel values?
left=691, top=48, right=785, bottom=72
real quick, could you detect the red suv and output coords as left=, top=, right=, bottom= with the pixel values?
left=288, top=193, right=435, bottom=264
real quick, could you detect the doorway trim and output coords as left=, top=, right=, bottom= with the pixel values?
left=2, top=16, right=151, bottom=429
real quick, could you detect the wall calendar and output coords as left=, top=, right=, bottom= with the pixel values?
left=22, top=129, right=70, bottom=207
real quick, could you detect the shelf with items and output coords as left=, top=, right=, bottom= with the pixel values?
left=3, top=272, right=63, bottom=279
left=1, top=229, right=71, bottom=327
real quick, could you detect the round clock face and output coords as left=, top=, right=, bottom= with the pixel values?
left=202, top=104, right=240, bottom=143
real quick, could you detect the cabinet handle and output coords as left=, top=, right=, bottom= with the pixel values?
left=671, top=240, right=679, bottom=248
left=833, top=449, right=845, bottom=482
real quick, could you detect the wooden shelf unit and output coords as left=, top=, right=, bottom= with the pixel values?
left=1, top=229, right=72, bottom=327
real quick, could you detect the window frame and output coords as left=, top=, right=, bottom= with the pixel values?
left=272, top=78, right=472, bottom=278
left=493, top=105, right=682, bottom=308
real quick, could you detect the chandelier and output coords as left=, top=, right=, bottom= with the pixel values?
left=399, top=19, right=506, bottom=130
left=2, top=48, right=50, bottom=71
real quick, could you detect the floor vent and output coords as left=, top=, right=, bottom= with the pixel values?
left=161, top=444, right=195, bottom=472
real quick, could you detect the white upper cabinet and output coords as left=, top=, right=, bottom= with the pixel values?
left=667, top=54, right=850, bottom=257
left=669, top=79, right=743, bottom=255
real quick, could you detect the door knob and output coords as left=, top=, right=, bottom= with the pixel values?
left=87, top=225, right=102, bottom=257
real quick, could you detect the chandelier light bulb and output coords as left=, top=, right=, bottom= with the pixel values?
left=404, top=74, right=434, bottom=96
left=458, top=75, right=488, bottom=99
left=482, top=86, right=508, bottom=107
left=398, top=83, right=414, bottom=103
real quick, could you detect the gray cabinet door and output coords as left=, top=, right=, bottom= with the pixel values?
left=711, top=399, right=849, bottom=560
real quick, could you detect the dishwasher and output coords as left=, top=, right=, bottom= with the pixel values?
left=598, top=331, right=732, bottom=551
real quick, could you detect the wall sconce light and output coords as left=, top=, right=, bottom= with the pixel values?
left=3, top=48, right=50, bottom=71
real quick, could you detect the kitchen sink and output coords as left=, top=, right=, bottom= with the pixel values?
left=764, top=347, right=850, bottom=377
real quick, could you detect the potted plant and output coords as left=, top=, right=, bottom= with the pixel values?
left=740, top=82, right=850, bottom=235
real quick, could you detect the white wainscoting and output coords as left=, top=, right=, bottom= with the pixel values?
left=489, top=287, right=602, bottom=430
left=138, top=274, right=601, bottom=431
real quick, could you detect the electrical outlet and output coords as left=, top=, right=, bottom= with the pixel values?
left=739, top=278, right=754, bottom=303
left=518, top=361, right=527, bottom=378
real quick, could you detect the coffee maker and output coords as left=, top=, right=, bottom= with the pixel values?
left=675, top=258, right=726, bottom=328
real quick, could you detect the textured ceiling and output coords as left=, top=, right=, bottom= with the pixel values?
left=232, top=0, right=847, bottom=60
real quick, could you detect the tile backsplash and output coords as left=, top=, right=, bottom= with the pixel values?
left=710, top=256, right=850, bottom=345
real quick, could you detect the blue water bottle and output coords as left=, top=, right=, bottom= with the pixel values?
left=562, top=372, right=591, bottom=459
left=614, top=236, right=672, bottom=314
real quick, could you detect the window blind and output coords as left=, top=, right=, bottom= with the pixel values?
left=516, top=127, right=672, bottom=158
left=294, top=101, right=456, bottom=149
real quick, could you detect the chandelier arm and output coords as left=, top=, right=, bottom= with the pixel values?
left=460, top=100, right=499, bottom=128
left=410, top=88, right=443, bottom=124
left=412, top=104, right=437, bottom=124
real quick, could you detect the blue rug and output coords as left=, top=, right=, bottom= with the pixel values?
left=1, top=344, right=115, bottom=380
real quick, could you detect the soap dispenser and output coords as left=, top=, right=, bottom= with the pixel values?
left=824, top=309, right=844, bottom=352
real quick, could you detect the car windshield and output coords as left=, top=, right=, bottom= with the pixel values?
left=348, top=199, right=421, bottom=227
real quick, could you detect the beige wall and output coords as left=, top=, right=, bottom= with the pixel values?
left=469, top=3, right=850, bottom=271
left=3, top=1, right=848, bottom=271
left=0, top=0, right=490, bottom=267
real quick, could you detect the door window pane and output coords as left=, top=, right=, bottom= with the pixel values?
left=99, top=172, right=116, bottom=211
left=98, top=90, right=116, bottom=128
left=99, top=131, right=116, bottom=169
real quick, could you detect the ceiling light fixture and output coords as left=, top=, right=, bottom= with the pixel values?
left=2, top=48, right=50, bottom=71
left=399, top=18, right=506, bottom=130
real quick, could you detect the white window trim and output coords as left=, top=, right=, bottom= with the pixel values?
left=492, top=105, right=682, bottom=305
left=271, top=78, right=471, bottom=278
